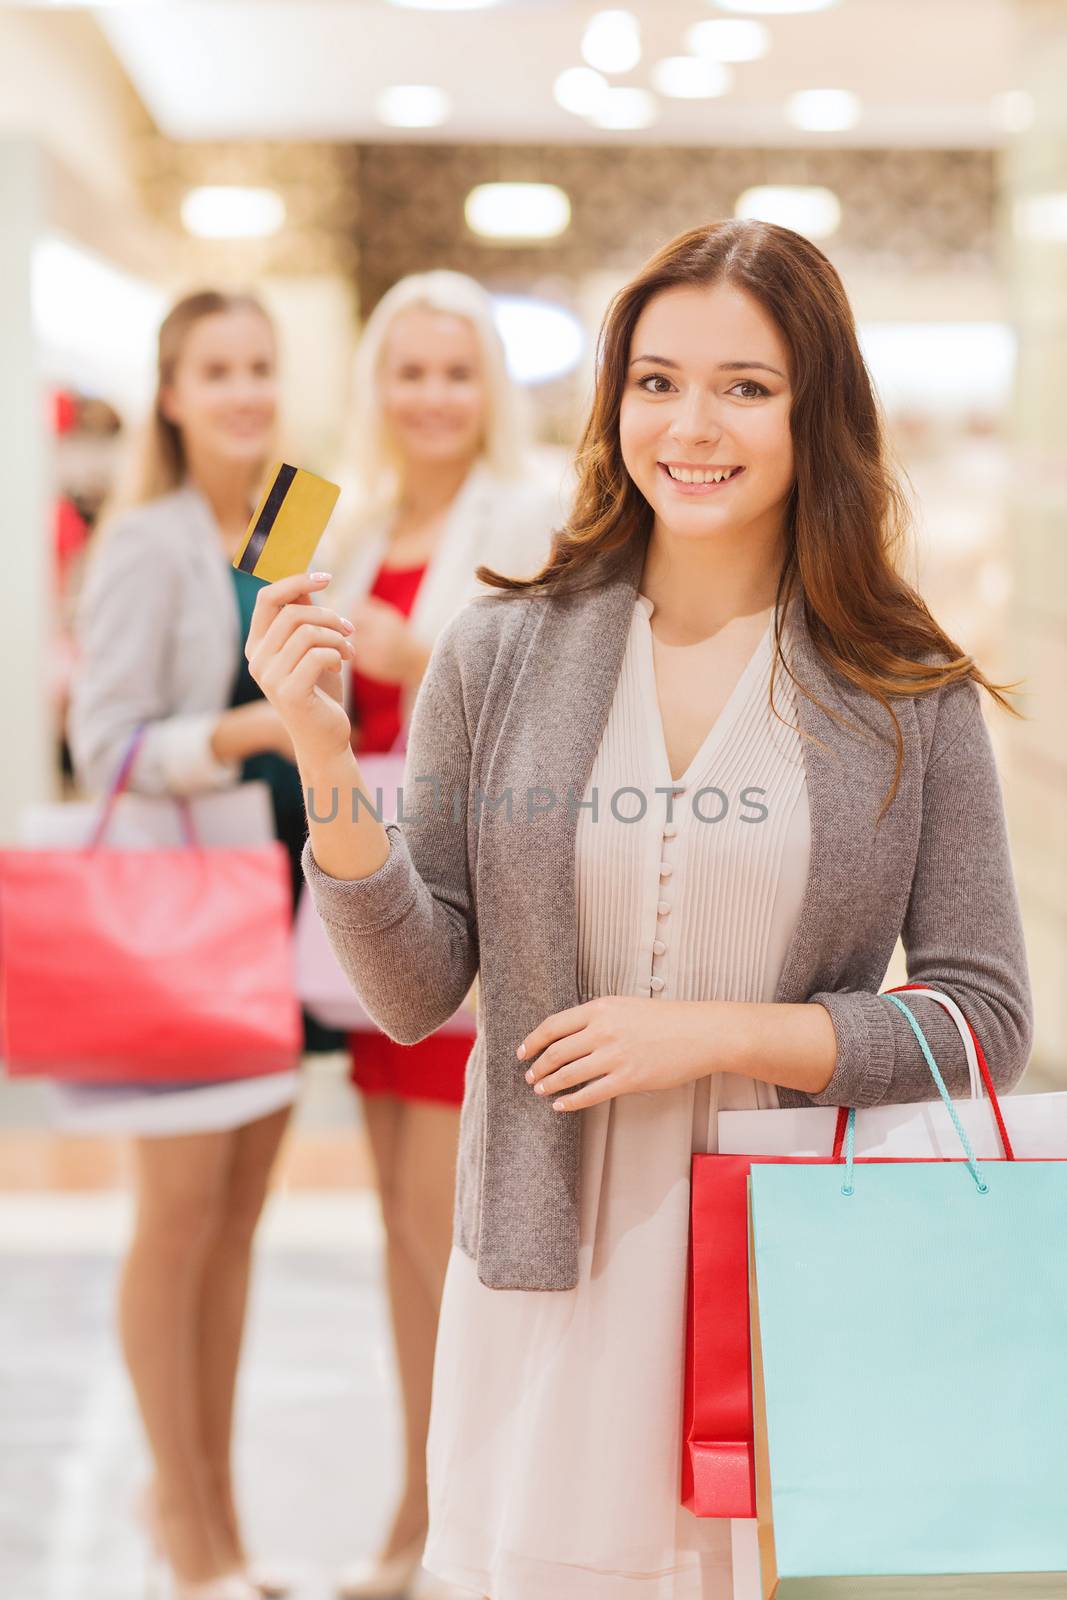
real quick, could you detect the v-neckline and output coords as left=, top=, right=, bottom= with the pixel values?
left=635, top=597, right=775, bottom=789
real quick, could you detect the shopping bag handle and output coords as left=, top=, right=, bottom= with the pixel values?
left=838, top=993, right=991, bottom=1197
left=87, top=723, right=198, bottom=850
left=884, top=983, right=1013, bottom=1157
left=831, top=984, right=1014, bottom=1162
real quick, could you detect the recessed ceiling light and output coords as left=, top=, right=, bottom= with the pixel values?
left=465, top=183, right=572, bottom=242
left=651, top=57, right=732, bottom=100
left=1014, top=192, right=1067, bottom=242
left=376, top=84, right=452, bottom=128
left=713, top=0, right=838, bottom=12
left=587, top=87, right=659, bottom=130
left=785, top=88, right=860, bottom=132
left=991, top=90, right=1035, bottom=133
left=554, top=66, right=611, bottom=117
left=686, top=19, right=770, bottom=63
left=180, top=186, right=286, bottom=240
left=581, top=10, right=642, bottom=75
left=735, top=184, right=841, bottom=239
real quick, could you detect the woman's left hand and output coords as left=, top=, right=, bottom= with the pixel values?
left=517, top=997, right=726, bottom=1111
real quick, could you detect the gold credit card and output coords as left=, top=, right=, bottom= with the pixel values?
left=233, top=461, right=341, bottom=582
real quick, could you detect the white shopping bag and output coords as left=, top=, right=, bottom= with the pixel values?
left=718, top=986, right=1066, bottom=1159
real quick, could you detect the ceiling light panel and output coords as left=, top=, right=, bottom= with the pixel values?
left=581, top=10, right=642, bottom=75
left=465, top=182, right=572, bottom=242
left=686, top=20, right=770, bottom=63
left=181, top=186, right=286, bottom=239
left=652, top=58, right=732, bottom=100
left=376, top=84, right=452, bottom=128
left=554, top=67, right=611, bottom=117
left=735, top=184, right=841, bottom=239
left=786, top=88, right=860, bottom=131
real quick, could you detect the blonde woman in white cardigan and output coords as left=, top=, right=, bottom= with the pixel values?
left=323, top=271, right=564, bottom=1599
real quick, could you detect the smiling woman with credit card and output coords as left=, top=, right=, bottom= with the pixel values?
left=66, top=291, right=339, bottom=1600
left=247, top=225, right=1032, bottom=1600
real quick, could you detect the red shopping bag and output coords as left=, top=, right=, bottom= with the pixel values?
left=681, top=987, right=1011, bottom=1519
left=0, top=727, right=301, bottom=1082
left=683, top=1146, right=863, bottom=1518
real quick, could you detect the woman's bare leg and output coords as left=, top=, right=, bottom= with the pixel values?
left=362, top=1093, right=422, bottom=1559
left=195, top=1105, right=293, bottom=1569
left=361, top=1093, right=460, bottom=1562
left=119, top=1129, right=234, bottom=1582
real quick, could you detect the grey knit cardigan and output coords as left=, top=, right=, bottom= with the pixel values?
left=301, top=536, right=1034, bottom=1291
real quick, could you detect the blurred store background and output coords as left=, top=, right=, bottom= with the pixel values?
left=1, top=1, right=1065, bottom=1596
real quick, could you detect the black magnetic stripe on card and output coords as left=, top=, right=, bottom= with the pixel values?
left=238, top=463, right=297, bottom=574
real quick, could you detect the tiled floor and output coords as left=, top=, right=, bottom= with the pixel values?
left=0, top=1060, right=475, bottom=1600
left=1, top=1194, right=423, bottom=1599
left=11, top=1048, right=1060, bottom=1600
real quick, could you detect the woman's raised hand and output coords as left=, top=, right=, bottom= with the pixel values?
left=245, top=572, right=355, bottom=772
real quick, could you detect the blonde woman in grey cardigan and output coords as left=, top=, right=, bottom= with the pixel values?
left=67, top=291, right=307, bottom=1600
left=247, top=222, right=1032, bottom=1599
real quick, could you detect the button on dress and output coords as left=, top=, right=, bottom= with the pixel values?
left=424, top=594, right=811, bottom=1599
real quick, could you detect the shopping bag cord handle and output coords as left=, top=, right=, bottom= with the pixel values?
left=839, top=994, right=990, bottom=1197
left=884, top=983, right=1014, bottom=1159
left=832, top=986, right=1013, bottom=1164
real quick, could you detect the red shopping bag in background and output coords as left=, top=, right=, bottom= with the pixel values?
left=681, top=986, right=1012, bottom=1520
left=0, top=727, right=302, bottom=1082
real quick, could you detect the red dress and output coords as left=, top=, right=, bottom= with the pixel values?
left=347, top=560, right=470, bottom=1107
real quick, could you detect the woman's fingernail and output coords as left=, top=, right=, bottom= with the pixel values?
left=311, top=571, right=331, bottom=582
left=516, top=1044, right=526, bottom=1060
left=534, top=1083, right=546, bottom=1095
left=524, top=1069, right=533, bottom=1084
left=341, top=618, right=354, bottom=633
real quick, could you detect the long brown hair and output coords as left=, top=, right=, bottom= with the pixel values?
left=476, top=219, right=1023, bottom=817
left=109, top=288, right=274, bottom=516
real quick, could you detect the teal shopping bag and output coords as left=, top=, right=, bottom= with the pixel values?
left=749, top=994, right=1067, bottom=1599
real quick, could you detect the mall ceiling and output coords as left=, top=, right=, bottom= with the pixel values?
left=93, top=0, right=1020, bottom=149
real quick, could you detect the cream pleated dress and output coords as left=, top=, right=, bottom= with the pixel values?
left=424, top=592, right=811, bottom=1600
